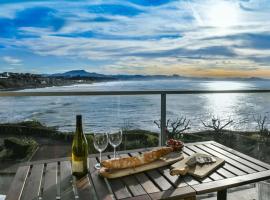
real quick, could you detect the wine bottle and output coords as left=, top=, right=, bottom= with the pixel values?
left=72, top=115, right=89, bottom=177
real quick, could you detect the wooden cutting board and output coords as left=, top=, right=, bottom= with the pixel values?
left=99, top=151, right=184, bottom=179
left=171, top=153, right=225, bottom=179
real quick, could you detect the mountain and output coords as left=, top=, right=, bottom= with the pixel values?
left=49, top=70, right=186, bottom=80
left=48, top=70, right=269, bottom=81
left=50, top=70, right=107, bottom=78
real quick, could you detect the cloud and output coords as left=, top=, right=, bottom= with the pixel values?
left=2, top=56, right=22, bottom=65
left=124, top=46, right=236, bottom=59
left=0, top=0, right=270, bottom=77
left=203, top=33, right=270, bottom=50
left=88, top=4, right=143, bottom=17
left=239, top=3, right=255, bottom=11
left=89, top=17, right=114, bottom=22
left=128, top=0, right=177, bottom=7
left=52, top=31, right=181, bottom=40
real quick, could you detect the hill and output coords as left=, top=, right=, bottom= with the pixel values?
left=50, top=70, right=108, bottom=78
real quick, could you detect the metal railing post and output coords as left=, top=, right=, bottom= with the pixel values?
left=160, top=93, right=166, bottom=146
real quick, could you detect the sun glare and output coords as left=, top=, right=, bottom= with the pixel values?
left=205, top=1, right=240, bottom=28
left=203, top=81, right=250, bottom=90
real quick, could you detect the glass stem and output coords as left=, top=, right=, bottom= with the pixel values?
left=114, top=147, right=116, bottom=158
left=99, top=151, right=102, bottom=164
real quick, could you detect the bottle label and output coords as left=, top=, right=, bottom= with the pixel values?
left=72, top=160, right=84, bottom=173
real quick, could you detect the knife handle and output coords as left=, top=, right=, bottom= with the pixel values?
left=170, top=165, right=189, bottom=176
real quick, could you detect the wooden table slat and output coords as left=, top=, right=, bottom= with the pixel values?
left=212, top=141, right=270, bottom=169
left=184, top=141, right=214, bottom=146
left=133, top=173, right=160, bottom=194
left=122, top=177, right=147, bottom=197
left=120, top=195, right=152, bottom=200
left=108, top=178, right=133, bottom=199
left=130, top=152, right=187, bottom=193
left=75, top=175, right=96, bottom=200
left=119, top=154, right=149, bottom=197
left=186, top=145, right=247, bottom=176
left=192, top=170, right=270, bottom=194
left=130, top=151, right=174, bottom=191
left=195, top=144, right=256, bottom=174
left=149, top=186, right=196, bottom=200
left=60, top=161, right=76, bottom=200
left=20, top=164, right=44, bottom=200
left=102, top=155, right=133, bottom=200
left=6, top=165, right=30, bottom=200
left=89, top=157, right=114, bottom=200
left=158, top=166, right=188, bottom=188
left=183, top=175, right=200, bottom=186
left=223, top=163, right=246, bottom=176
left=205, top=143, right=266, bottom=171
left=201, top=177, right=214, bottom=183
left=42, top=162, right=58, bottom=200
left=146, top=169, right=173, bottom=191
left=208, top=171, right=224, bottom=181
left=215, top=167, right=235, bottom=178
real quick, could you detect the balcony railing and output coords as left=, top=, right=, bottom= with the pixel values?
left=1, top=89, right=270, bottom=145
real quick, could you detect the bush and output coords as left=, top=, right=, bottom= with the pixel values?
left=17, top=120, right=46, bottom=128
left=0, top=137, right=38, bottom=160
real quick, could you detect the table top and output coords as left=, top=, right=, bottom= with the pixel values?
left=6, top=141, right=270, bottom=200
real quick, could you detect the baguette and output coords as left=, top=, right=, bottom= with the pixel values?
left=101, top=147, right=173, bottom=169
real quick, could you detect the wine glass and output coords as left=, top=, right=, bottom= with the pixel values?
left=108, top=130, right=122, bottom=158
left=93, top=132, right=108, bottom=169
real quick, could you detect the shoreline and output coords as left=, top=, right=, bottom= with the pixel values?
left=0, top=71, right=117, bottom=91
left=0, top=80, right=96, bottom=91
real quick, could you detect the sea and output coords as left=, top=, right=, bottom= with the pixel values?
left=1, top=78, right=270, bottom=133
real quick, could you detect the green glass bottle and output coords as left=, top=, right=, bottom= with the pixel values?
left=72, top=115, right=88, bottom=177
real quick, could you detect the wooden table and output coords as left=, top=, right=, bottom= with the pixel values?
left=6, top=141, right=270, bottom=200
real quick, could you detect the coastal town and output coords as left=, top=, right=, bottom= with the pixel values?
left=0, top=71, right=98, bottom=90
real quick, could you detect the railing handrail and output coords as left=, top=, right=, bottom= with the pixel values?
left=1, top=89, right=270, bottom=96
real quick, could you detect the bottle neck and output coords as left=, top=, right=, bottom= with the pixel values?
left=76, top=116, right=83, bottom=136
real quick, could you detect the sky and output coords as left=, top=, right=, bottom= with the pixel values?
left=0, top=0, right=270, bottom=78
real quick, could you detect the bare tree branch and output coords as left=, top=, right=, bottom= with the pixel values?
left=166, top=119, right=170, bottom=128
left=154, top=120, right=161, bottom=128
left=154, top=117, right=191, bottom=139
left=220, top=118, right=233, bottom=130
left=201, top=116, right=233, bottom=134
left=253, top=114, right=269, bottom=138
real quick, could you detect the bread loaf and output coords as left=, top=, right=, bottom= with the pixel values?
left=101, top=147, right=173, bottom=169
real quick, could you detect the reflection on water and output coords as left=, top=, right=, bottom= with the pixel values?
left=0, top=79, right=270, bottom=133
left=203, top=81, right=247, bottom=120
left=203, top=80, right=252, bottom=90
left=206, top=93, right=240, bottom=119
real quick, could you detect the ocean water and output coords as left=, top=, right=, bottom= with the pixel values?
left=1, top=79, right=270, bottom=133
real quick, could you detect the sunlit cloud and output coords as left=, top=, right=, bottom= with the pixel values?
left=0, top=0, right=269, bottom=77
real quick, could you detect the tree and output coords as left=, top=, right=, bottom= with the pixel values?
left=253, top=115, right=269, bottom=139
left=154, top=117, right=190, bottom=139
left=253, top=114, right=269, bottom=160
left=201, top=116, right=233, bottom=134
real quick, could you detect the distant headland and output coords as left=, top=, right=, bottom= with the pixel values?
left=0, top=70, right=268, bottom=90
